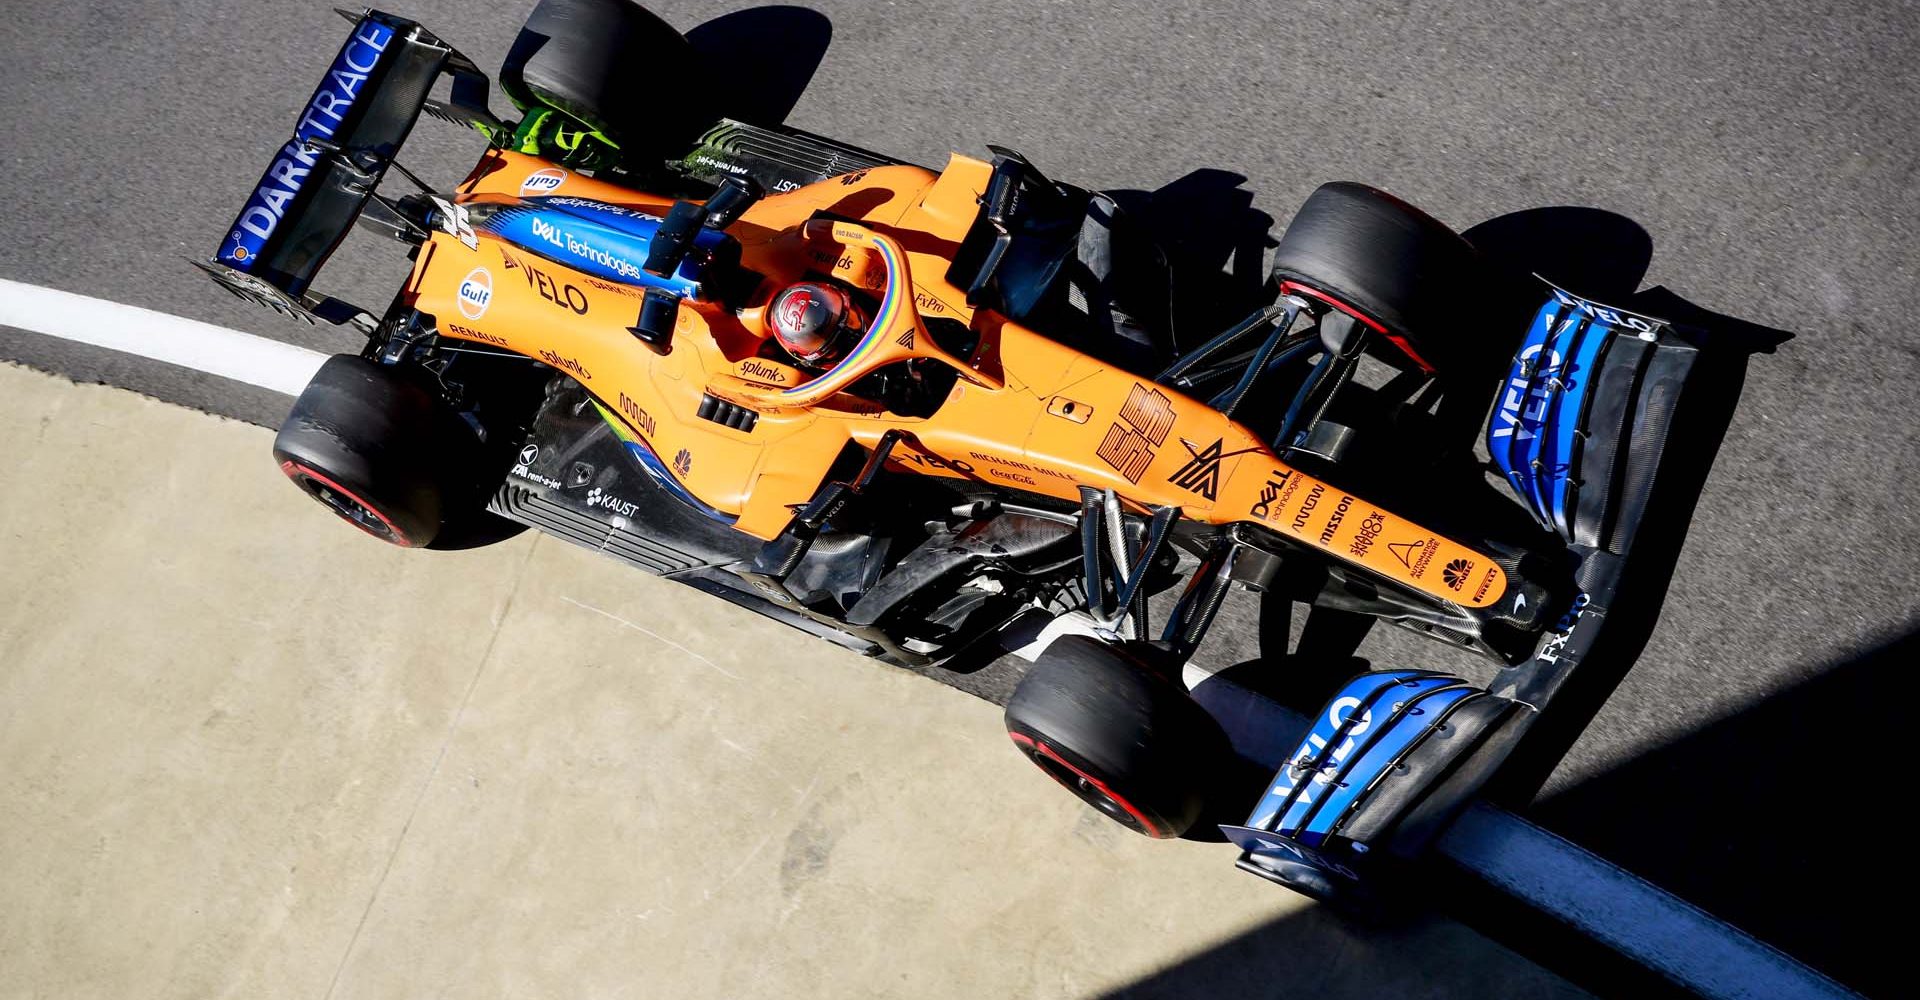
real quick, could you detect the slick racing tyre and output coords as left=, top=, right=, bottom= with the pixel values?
left=1269, top=181, right=1489, bottom=374
left=273, top=355, right=482, bottom=548
left=500, top=0, right=708, bottom=161
left=1005, top=637, right=1229, bottom=839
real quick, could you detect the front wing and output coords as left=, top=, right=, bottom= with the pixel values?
left=1228, top=282, right=1698, bottom=900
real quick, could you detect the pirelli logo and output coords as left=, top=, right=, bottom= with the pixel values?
left=1096, top=384, right=1175, bottom=483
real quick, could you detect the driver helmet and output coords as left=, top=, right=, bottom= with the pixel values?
left=767, top=281, right=865, bottom=369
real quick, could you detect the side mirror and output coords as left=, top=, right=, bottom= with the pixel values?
left=703, top=176, right=763, bottom=229
left=626, top=287, right=679, bottom=355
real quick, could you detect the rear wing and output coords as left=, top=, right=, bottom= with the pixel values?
left=196, top=8, right=496, bottom=326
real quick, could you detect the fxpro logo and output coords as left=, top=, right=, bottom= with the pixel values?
left=520, top=168, right=567, bottom=196
left=457, top=268, right=493, bottom=319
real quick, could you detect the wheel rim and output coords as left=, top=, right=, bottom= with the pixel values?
left=281, top=461, right=409, bottom=545
left=1277, top=279, right=1437, bottom=372
left=1008, top=731, right=1163, bottom=837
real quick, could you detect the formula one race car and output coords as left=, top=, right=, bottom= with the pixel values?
left=198, top=3, right=1696, bottom=902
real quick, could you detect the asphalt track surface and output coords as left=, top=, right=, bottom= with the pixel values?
left=1, top=1, right=1914, bottom=994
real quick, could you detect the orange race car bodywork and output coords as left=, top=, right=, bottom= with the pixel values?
left=413, top=150, right=1508, bottom=611
left=202, top=5, right=1710, bottom=898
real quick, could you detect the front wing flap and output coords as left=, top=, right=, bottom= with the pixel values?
left=1225, top=670, right=1529, bottom=900
left=1490, top=281, right=1697, bottom=552
left=1232, top=284, right=1701, bottom=899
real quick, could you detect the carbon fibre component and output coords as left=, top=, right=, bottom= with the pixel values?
left=490, top=379, right=1076, bottom=668
left=678, top=119, right=907, bottom=193
left=844, top=514, right=1079, bottom=627
left=1225, top=670, right=1526, bottom=899
left=1490, top=282, right=1696, bottom=549
left=480, top=380, right=884, bottom=658
left=210, top=10, right=465, bottom=295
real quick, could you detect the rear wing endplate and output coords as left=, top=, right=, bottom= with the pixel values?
left=198, top=8, right=495, bottom=326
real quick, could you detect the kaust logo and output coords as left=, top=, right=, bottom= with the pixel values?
left=457, top=268, right=493, bottom=319
left=520, top=168, right=567, bottom=196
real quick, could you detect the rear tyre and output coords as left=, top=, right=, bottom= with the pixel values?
left=273, top=355, right=483, bottom=548
left=1004, top=637, right=1229, bottom=839
left=499, top=0, right=708, bottom=162
left=1268, top=182, right=1489, bottom=373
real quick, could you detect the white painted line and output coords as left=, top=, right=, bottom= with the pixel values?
left=1441, top=803, right=1859, bottom=1000
left=0, top=274, right=1864, bottom=999
left=0, top=277, right=325, bottom=395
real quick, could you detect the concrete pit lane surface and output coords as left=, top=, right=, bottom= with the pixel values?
left=2, top=1, right=1914, bottom=996
left=0, top=365, right=1581, bottom=998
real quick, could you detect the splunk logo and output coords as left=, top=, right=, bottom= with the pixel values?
left=457, top=268, right=493, bottom=319
left=537, top=349, right=592, bottom=381
left=1490, top=341, right=1563, bottom=442
left=520, top=168, right=567, bottom=196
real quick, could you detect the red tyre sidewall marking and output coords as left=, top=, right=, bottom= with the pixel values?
left=1279, top=280, right=1438, bottom=372
left=1007, top=730, right=1168, bottom=838
left=279, top=460, right=412, bottom=546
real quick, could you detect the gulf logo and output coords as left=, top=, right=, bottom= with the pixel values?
left=457, top=268, right=493, bottom=319
left=520, top=168, right=567, bottom=196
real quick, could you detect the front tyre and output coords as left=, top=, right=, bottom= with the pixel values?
left=1004, top=637, right=1229, bottom=839
left=273, top=355, right=480, bottom=548
left=1268, top=181, right=1490, bottom=374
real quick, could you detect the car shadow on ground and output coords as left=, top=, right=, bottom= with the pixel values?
left=1096, top=199, right=1855, bottom=995
left=685, top=6, right=833, bottom=127
left=1110, top=169, right=1278, bottom=351
left=1527, top=625, right=1909, bottom=998
left=508, top=20, right=1853, bottom=984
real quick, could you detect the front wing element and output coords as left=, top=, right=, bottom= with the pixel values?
left=1225, top=670, right=1528, bottom=900
left=1490, top=282, right=1697, bottom=552
left=1232, top=283, right=1701, bottom=901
